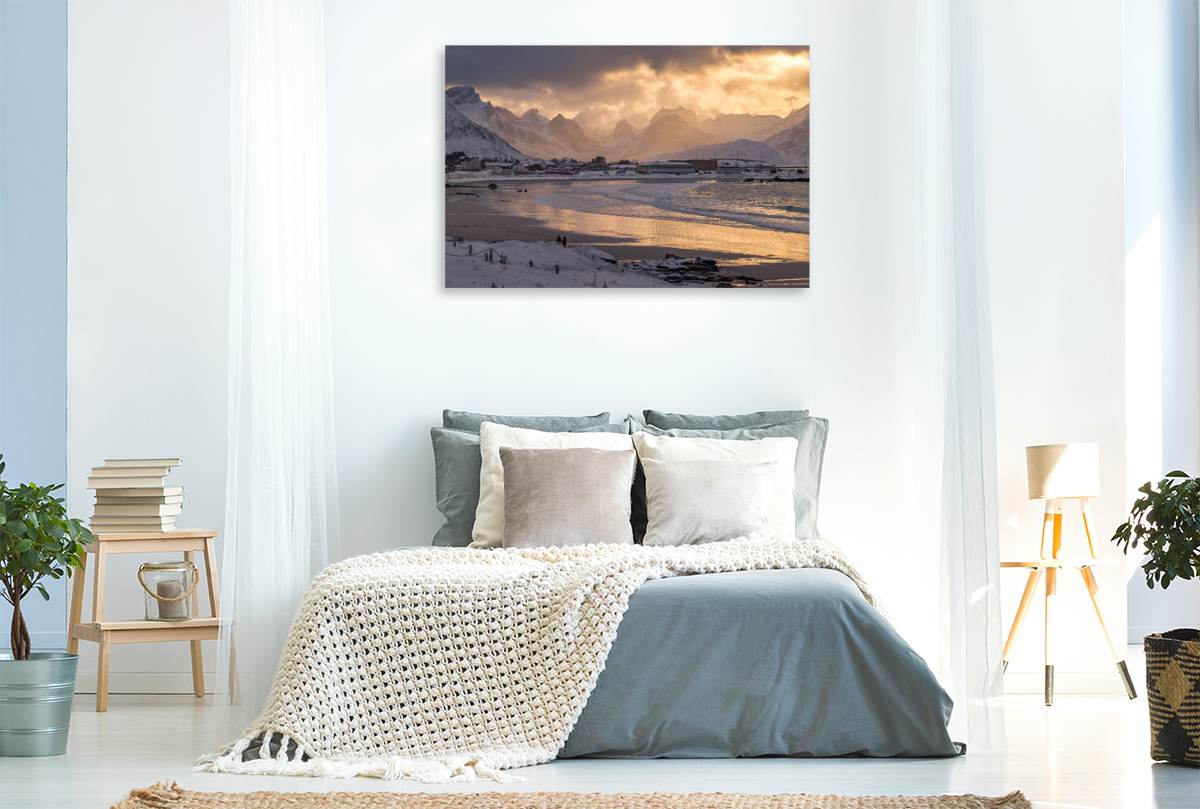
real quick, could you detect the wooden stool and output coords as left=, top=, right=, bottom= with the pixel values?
left=67, top=530, right=234, bottom=711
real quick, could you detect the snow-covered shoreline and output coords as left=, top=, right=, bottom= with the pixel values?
left=444, top=172, right=723, bottom=184
left=444, top=237, right=769, bottom=288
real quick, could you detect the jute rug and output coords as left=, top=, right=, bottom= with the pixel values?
left=111, top=781, right=1031, bottom=809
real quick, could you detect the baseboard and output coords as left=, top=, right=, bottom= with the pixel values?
left=1004, top=671, right=1127, bottom=695
left=73, top=671, right=218, bottom=695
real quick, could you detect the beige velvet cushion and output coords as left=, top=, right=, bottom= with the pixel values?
left=632, top=431, right=798, bottom=540
left=471, top=422, right=635, bottom=549
left=641, top=458, right=777, bottom=546
left=500, top=447, right=637, bottom=549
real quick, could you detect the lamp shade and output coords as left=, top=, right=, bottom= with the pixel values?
left=1026, top=443, right=1101, bottom=500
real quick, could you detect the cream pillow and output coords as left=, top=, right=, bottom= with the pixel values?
left=471, top=422, right=635, bottom=549
left=632, top=431, right=798, bottom=541
left=641, top=458, right=776, bottom=546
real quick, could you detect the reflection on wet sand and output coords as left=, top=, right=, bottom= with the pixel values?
left=446, top=185, right=809, bottom=287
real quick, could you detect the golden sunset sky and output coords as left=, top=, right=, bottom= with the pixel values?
left=445, top=46, right=809, bottom=134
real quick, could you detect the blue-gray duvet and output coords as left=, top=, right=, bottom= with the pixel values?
left=559, top=567, right=960, bottom=759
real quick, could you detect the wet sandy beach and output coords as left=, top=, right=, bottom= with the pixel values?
left=446, top=186, right=810, bottom=287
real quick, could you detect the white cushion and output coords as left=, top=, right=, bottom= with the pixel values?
left=632, top=431, right=798, bottom=541
left=641, top=458, right=777, bottom=546
left=470, top=422, right=635, bottom=549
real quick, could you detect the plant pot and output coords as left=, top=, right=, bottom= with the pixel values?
left=1145, top=629, right=1200, bottom=766
left=0, top=652, right=79, bottom=756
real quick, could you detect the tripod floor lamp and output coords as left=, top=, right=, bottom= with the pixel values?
left=1001, top=442, right=1138, bottom=705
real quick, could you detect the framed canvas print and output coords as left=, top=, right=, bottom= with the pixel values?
left=445, top=46, right=809, bottom=288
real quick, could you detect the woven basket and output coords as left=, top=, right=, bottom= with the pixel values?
left=1145, top=628, right=1200, bottom=766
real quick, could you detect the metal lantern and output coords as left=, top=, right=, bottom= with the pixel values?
left=138, top=560, right=198, bottom=621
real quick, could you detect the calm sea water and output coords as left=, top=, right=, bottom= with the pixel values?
left=515, top=179, right=810, bottom=235
left=686, top=181, right=810, bottom=227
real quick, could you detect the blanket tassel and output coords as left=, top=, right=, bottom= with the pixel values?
left=193, top=738, right=527, bottom=783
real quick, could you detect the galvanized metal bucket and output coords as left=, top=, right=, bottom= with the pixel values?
left=0, top=652, right=79, bottom=756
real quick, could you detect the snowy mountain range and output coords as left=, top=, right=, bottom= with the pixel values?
left=763, top=108, right=810, bottom=165
left=445, top=86, right=809, bottom=164
left=445, top=86, right=603, bottom=161
left=652, top=138, right=785, bottom=165
left=445, top=101, right=529, bottom=161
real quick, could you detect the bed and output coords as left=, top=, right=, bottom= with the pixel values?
left=562, top=567, right=958, bottom=759
left=199, top=408, right=961, bottom=781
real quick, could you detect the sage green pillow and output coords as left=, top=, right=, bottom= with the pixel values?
left=640, top=417, right=828, bottom=540
left=642, top=409, right=810, bottom=430
left=442, top=409, right=611, bottom=433
left=431, top=428, right=484, bottom=547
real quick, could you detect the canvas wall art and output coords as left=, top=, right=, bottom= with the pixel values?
left=445, top=46, right=810, bottom=288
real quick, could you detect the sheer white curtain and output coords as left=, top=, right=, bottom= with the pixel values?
left=914, top=0, right=1006, bottom=754
left=216, top=0, right=339, bottom=719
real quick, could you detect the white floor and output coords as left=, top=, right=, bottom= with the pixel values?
left=2, top=646, right=1197, bottom=809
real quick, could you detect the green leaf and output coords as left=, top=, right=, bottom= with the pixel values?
left=1113, top=473, right=1200, bottom=586
left=1, top=470, right=92, bottom=596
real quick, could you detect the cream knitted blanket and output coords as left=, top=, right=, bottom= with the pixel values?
left=196, top=536, right=877, bottom=782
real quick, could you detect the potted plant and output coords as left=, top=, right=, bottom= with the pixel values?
left=1112, top=470, right=1200, bottom=767
left=0, top=453, right=93, bottom=756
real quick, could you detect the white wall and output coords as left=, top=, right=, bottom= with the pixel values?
left=984, top=0, right=1131, bottom=690
left=324, top=0, right=938, bottom=648
left=65, top=0, right=1132, bottom=693
left=66, top=0, right=230, bottom=688
left=1123, top=0, right=1200, bottom=641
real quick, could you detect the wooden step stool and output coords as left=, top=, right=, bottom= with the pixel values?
left=67, top=530, right=234, bottom=711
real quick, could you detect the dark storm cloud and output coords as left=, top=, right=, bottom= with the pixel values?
left=445, top=46, right=809, bottom=93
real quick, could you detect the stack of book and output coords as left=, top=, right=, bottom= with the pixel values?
left=87, top=459, right=184, bottom=533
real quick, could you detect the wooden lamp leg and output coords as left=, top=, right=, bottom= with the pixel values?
left=1080, top=566, right=1137, bottom=699
left=1080, top=498, right=1098, bottom=558
left=1003, top=568, right=1044, bottom=673
left=1039, top=500, right=1054, bottom=559
left=1050, top=500, right=1063, bottom=559
left=1045, top=565, right=1057, bottom=706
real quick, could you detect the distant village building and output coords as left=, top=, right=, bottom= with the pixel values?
left=458, top=158, right=486, bottom=171
left=489, top=162, right=516, bottom=175
left=636, top=161, right=698, bottom=175
left=684, top=159, right=718, bottom=172
left=717, top=164, right=744, bottom=174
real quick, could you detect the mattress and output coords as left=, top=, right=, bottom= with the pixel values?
left=559, top=567, right=960, bottom=759
left=241, top=555, right=959, bottom=765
